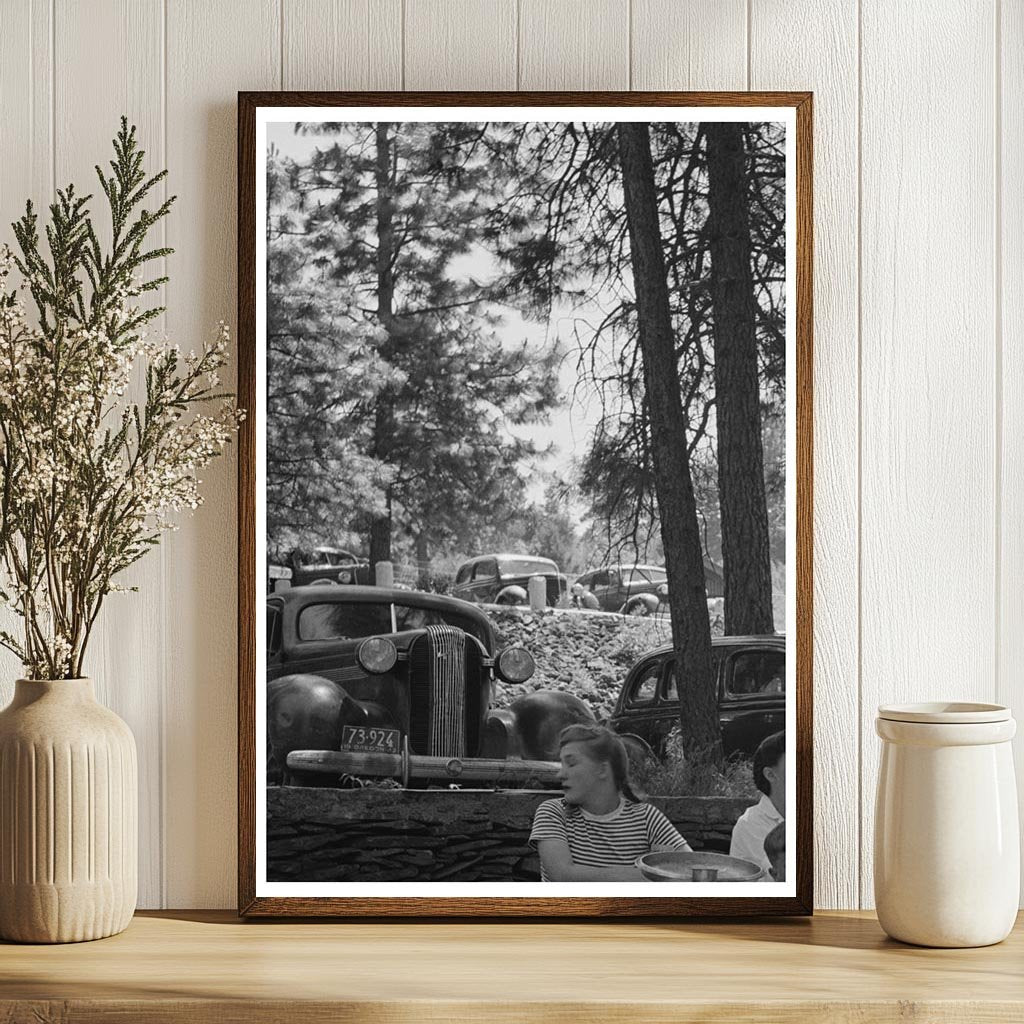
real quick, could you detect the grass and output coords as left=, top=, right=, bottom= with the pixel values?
left=632, top=727, right=760, bottom=800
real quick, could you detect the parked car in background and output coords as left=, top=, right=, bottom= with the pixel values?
left=268, top=546, right=372, bottom=591
left=451, top=553, right=568, bottom=608
left=608, top=635, right=785, bottom=760
left=574, top=564, right=669, bottom=615
left=267, top=563, right=292, bottom=593
left=266, top=585, right=593, bottom=787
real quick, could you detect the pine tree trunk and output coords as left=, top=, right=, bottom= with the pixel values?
left=705, top=124, right=775, bottom=636
left=416, top=532, right=431, bottom=590
left=617, top=122, right=724, bottom=769
left=369, top=503, right=391, bottom=577
left=371, top=122, right=396, bottom=567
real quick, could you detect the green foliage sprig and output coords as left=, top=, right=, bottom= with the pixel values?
left=0, top=118, right=241, bottom=679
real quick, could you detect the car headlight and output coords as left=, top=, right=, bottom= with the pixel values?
left=357, top=637, right=398, bottom=674
left=657, top=583, right=669, bottom=598
left=496, top=646, right=535, bottom=684
left=338, top=569, right=353, bottom=583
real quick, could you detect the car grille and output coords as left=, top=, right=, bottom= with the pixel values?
left=408, top=625, right=483, bottom=757
left=545, top=577, right=563, bottom=606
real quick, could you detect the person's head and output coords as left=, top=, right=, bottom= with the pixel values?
left=764, top=821, right=786, bottom=881
left=752, top=730, right=786, bottom=815
left=556, top=724, right=639, bottom=810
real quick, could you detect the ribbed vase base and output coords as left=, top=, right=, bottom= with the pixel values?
left=0, top=880, right=135, bottom=943
left=0, top=679, right=139, bottom=945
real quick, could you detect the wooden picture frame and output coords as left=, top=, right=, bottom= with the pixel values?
left=238, top=91, right=813, bottom=917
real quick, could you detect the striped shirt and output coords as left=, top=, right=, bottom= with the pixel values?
left=529, top=797, right=691, bottom=881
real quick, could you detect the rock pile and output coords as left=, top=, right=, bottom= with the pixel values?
left=487, top=606, right=672, bottom=719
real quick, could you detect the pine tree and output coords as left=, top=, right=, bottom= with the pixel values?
left=618, top=122, right=724, bottom=768
left=268, top=123, right=560, bottom=565
left=705, top=123, right=774, bottom=636
left=266, top=144, right=393, bottom=552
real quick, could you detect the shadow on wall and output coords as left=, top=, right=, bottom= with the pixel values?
left=162, top=98, right=242, bottom=906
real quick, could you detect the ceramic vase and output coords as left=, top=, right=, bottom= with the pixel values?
left=0, top=678, right=137, bottom=943
left=874, top=702, right=1019, bottom=948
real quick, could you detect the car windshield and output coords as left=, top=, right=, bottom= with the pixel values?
left=499, top=558, right=556, bottom=576
left=641, top=567, right=668, bottom=582
left=298, top=601, right=488, bottom=646
left=312, top=549, right=357, bottom=566
left=728, top=651, right=786, bottom=697
left=393, top=605, right=488, bottom=644
left=664, top=649, right=725, bottom=701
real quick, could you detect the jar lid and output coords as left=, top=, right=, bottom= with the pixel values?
left=877, top=702, right=1010, bottom=724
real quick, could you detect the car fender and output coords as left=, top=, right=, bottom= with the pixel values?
left=268, top=673, right=371, bottom=785
left=620, top=592, right=660, bottom=616
left=507, top=690, right=596, bottom=761
left=570, top=587, right=600, bottom=610
left=480, top=708, right=522, bottom=759
left=615, top=732, right=658, bottom=768
left=495, top=584, right=528, bottom=605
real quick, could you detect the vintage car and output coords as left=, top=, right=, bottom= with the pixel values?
left=451, top=553, right=568, bottom=608
left=574, top=564, right=669, bottom=615
left=608, top=635, right=785, bottom=760
left=269, top=546, right=372, bottom=592
left=267, top=585, right=593, bottom=787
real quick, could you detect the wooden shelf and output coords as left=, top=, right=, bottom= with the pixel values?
left=2, top=910, right=1022, bottom=1022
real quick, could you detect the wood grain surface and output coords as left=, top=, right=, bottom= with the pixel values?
left=631, top=0, right=746, bottom=92
left=283, top=0, right=402, bottom=92
left=519, top=0, right=629, bottom=90
left=406, top=0, right=516, bottom=90
left=2, top=910, right=1024, bottom=1023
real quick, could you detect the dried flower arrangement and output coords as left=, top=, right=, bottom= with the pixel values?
left=0, top=119, right=241, bottom=679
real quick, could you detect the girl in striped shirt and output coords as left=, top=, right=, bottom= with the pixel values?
left=529, top=724, right=691, bottom=881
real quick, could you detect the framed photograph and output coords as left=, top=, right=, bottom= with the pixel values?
left=238, top=91, right=812, bottom=917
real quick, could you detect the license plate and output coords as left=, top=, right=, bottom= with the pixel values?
left=340, top=726, right=400, bottom=753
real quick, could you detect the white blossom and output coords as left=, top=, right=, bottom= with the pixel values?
left=0, top=242, right=241, bottom=679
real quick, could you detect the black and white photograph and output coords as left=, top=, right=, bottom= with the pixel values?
left=243, top=96, right=810, bottom=913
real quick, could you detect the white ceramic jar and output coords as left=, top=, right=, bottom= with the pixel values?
left=874, top=702, right=1019, bottom=947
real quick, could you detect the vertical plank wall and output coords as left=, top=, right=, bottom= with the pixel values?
left=0, top=0, right=51, bottom=695
left=859, top=0, right=998, bottom=908
left=1005, top=0, right=1024, bottom=864
left=55, top=0, right=167, bottom=910
left=162, top=0, right=280, bottom=909
left=749, top=0, right=860, bottom=912
left=0, top=0, right=1016, bottom=910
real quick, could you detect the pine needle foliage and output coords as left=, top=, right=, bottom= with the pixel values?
left=0, top=118, right=240, bottom=679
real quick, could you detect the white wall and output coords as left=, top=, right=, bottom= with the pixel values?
left=0, top=0, right=1017, bottom=911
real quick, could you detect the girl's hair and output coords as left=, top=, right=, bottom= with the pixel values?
left=752, top=730, right=786, bottom=795
left=763, top=821, right=786, bottom=861
left=558, top=723, right=642, bottom=802
left=763, top=821, right=786, bottom=881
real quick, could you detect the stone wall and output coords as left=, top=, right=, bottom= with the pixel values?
left=267, top=787, right=755, bottom=883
